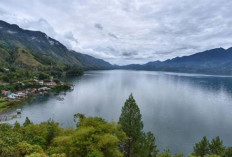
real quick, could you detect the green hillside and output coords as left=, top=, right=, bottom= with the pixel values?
left=0, top=20, right=113, bottom=70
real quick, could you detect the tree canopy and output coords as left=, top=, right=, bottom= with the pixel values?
left=0, top=95, right=231, bottom=157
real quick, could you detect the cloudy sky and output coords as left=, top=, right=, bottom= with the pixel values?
left=1, top=0, right=232, bottom=65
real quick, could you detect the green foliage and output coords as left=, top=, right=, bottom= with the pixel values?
left=0, top=100, right=14, bottom=112
left=25, top=152, right=46, bottom=157
left=223, top=147, right=232, bottom=157
left=16, top=141, right=45, bottom=156
left=51, top=84, right=71, bottom=93
left=37, top=72, right=50, bottom=80
left=51, top=153, right=67, bottom=157
left=26, top=116, right=123, bottom=157
left=64, top=66, right=84, bottom=76
left=193, top=136, right=227, bottom=157
left=145, top=131, right=159, bottom=157
left=209, top=136, right=225, bottom=155
left=14, top=121, right=21, bottom=130
left=193, top=136, right=210, bottom=157
left=0, top=20, right=113, bottom=72
left=119, top=94, right=158, bottom=157
left=49, top=115, right=127, bottom=157
left=0, top=123, right=22, bottom=157
left=157, top=149, right=183, bottom=157
left=0, top=96, right=231, bottom=157
left=44, top=119, right=60, bottom=146
left=119, top=94, right=144, bottom=157
left=73, top=113, right=85, bottom=127
left=24, top=117, right=33, bottom=127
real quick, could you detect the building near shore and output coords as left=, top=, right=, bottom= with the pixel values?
left=44, top=81, right=57, bottom=86
left=1, top=90, right=11, bottom=96
left=8, top=93, right=18, bottom=99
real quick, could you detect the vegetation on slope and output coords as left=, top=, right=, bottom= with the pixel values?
left=0, top=20, right=113, bottom=70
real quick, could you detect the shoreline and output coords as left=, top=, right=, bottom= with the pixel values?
left=0, top=83, right=72, bottom=115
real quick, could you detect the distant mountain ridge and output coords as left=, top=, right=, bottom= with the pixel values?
left=121, top=47, right=232, bottom=75
left=1, top=20, right=232, bottom=75
left=0, top=20, right=113, bottom=70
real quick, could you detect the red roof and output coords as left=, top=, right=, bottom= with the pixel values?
left=16, top=90, right=25, bottom=94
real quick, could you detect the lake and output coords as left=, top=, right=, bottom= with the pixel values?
left=2, top=70, right=232, bottom=155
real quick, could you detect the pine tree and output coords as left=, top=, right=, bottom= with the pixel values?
left=209, top=136, right=225, bottom=155
left=223, top=147, right=232, bottom=157
left=23, top=117, right=32, bottom=127
left=193, top=136, right=210, bottom=157
left=145, top=131, right=159, bottom=157
left=119, top=94, right=147, bottom=157
left=13, top=121, right=21, bottom=130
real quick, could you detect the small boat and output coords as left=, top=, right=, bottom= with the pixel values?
left=16, top=109, right=22, bottom=114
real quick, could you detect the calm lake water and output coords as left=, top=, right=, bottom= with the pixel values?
left=2, top=70, right=232, bottom=155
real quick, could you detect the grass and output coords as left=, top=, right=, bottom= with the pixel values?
left=15, top=48, right=42, bottom=67
left=0, top=100, right=14, bottom=112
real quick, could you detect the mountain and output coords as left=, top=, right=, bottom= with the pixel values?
left=121, top=48, right=232, bottom=75
left=0, top=20, right=113, bottom=70
left=2, top=20, right=232, bottom=75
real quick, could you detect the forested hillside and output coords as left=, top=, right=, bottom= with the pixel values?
left=0, top=20, right=113, bottom=70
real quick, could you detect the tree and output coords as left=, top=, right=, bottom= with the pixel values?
left=45, top=119, right=60, bottom=146
left=50, top=115, right=127, bottom=157
left=14, top=121, right=21, bottom=131
left=119, top=94, right=144, bottom=157
left=145, top=131, right=159, bottom=157
left=73, top=113, right=85, bottom=127
left=209, top=136, right=225, bottom=155
left=23, top=117, right=32, bottom=127
left=157, top=149, right=183, bottom=157
left=193, top=136, right=210, bottom=157
left=38, top=72, right=50, bottom=80
left=0, top=124, right=22, bottom=157
left=119, top=94, right=157, bottom=157
left=223, top=147, right=232, bottom=157
left=16, top=141, right=45, bottom=157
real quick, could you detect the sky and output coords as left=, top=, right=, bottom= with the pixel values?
left=1, top=0, right=232, bottom=65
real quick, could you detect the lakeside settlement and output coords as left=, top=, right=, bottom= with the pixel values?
left=0, top=70, right=71, bottom=113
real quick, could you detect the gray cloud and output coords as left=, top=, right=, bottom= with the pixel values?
left=108, top=33, right=118, bottom=39
left=94, top=23, right=103, bottom=30
left=0, top=0, right=232, bottom=65
left=64, top=31, right=79, bottom=44
left=122, top=51, right=138, bottom=57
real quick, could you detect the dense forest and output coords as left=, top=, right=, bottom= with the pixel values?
left=0, top=94, right=231, bottom=157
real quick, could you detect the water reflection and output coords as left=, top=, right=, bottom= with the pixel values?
left=2, top=70, right=232, bottom=155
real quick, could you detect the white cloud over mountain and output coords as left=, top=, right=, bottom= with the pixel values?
left=1, top=0, right=232, bottom=65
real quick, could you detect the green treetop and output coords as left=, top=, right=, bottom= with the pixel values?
left=119, top=94, right=158, bottom=157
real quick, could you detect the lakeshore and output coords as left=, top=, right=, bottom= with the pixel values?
left=0, top=80, right=71, bottom=114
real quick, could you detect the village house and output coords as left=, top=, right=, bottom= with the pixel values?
left=8, top=93, right=18, bottom=99
left=15, top=91, right=26, bottom=98
left=39, top=80, right=44, bottom=85
left=44, top=81, right=57, bottom=86
left=1, top=90, right=11, bottom=96
left=38, top=87, right=51, bottom=91
left=31, top=88, right=37, bottom=93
